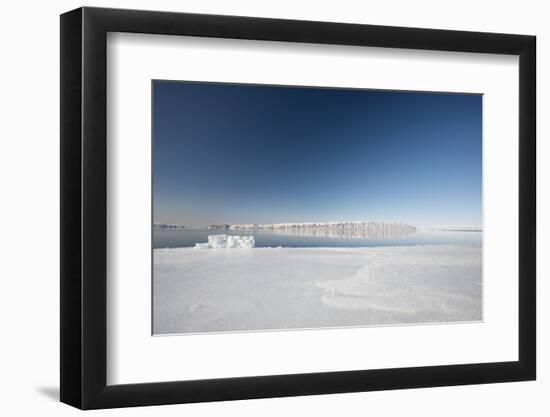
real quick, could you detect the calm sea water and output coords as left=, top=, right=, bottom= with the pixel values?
left=153, top=228, right=482, bottom=249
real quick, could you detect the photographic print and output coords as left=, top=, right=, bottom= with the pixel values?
left=152, top=81, right=482, bottom=335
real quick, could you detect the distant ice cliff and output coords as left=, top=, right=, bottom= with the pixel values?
left=227, top=221, right=416, bottom=233
left=154, top=223, right=185, bottom=229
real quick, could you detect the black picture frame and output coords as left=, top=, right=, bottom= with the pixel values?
left=60, top=6, right=536, bottom=410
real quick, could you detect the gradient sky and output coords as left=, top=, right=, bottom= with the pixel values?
left=153, top=81, right=482, bottom=228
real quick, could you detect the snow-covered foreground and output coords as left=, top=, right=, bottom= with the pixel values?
left=153, top=245, right=482, bottom=335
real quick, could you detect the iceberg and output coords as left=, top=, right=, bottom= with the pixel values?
left=194, top=234, right=256, bottom=249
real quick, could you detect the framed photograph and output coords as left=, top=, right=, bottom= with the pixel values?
left=60, top=7, right=536, bottom=409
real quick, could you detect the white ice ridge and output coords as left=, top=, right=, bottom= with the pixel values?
left=194, top=234, right=255, bottom=249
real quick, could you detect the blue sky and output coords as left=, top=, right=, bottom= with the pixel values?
left=153, top=81, right=482, bottom=228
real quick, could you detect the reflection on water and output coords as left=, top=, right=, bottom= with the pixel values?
left=266, top=227, right=415, bottom=239
left=153, top=228, right=482, bottom=249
